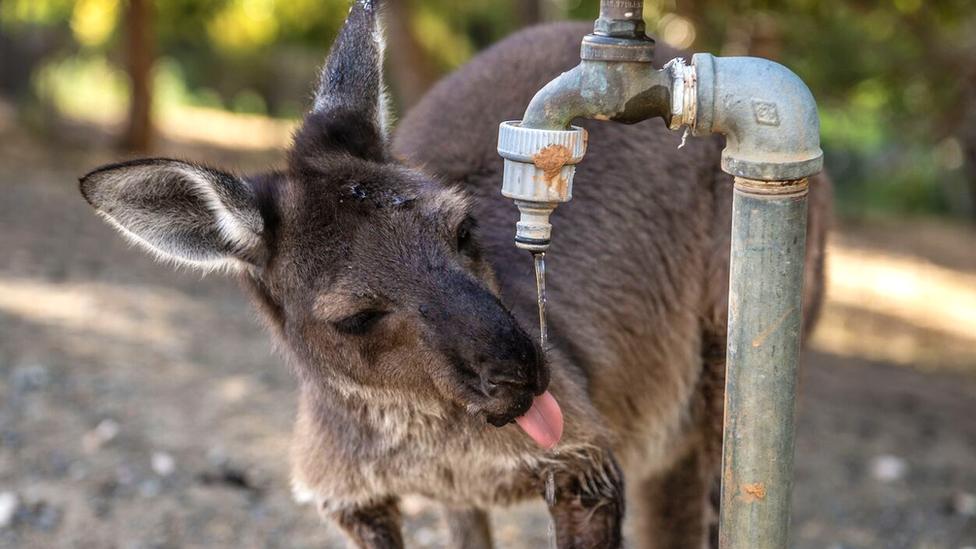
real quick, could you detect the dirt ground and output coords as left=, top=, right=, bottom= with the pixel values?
left=1, top=112, right=975, bottom=548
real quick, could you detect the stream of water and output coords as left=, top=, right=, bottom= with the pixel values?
left=533, top=252, right=548, bottom=350
left=533, top=252, right=557, bottom=549
left=545, top=468, right=557, bottom=549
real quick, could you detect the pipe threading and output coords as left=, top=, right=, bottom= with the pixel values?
left=599, top=0, right=643, bottom=21
left=733, top=177, right=809, bottom=196
left=593, top=0, right=647, bottom=41
left=667, top=58, right=697, bottom=130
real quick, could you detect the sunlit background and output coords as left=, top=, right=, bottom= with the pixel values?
left=4, top=0, right=975, bottom=216
left=1, top=1, right=975, bottom=548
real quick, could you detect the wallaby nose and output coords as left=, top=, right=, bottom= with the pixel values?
left=481, top=373, right=525, bottom=398
left=515, top=328, right=548, bottom=393
left=481, top=329, right=546, bottom=396
left=429, top=268, right=548, bottom=398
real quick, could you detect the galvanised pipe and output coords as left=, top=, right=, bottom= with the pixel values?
left=500, top=1, right=666, bottom=251
left=720, top=177, right=809, bottom=549
left=519, top=62, right=671, bottom=130
left=499, top=19, right=824, bottom=547
left=671, top=54, right=821, bottom=548
left=595, top=0, right=646, bottom=38
left=598, top=0, right=643, bottom=23
left=675, top=54, right=823, bottom=181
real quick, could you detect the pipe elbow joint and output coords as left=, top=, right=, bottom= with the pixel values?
left=685, top=53, right=824, bottom=181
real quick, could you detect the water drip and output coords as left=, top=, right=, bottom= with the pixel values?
left=535, top=252, right=557, bottom=548
left=545, top=468, right=557, bottom=549
left=533, top=252, right=548, bottom=350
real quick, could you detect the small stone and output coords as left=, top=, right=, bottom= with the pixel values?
left=869, top=454, right=907, bottom=482
left=10, top=364, right=49, bottom=393
left=115, top=465, right=136, bottom=486
left=32, top=503, right=61, bottom=531
left=414, top=526, right=437, bottom=546
left=47, top=452, right=71, bottom=478
left=206, top=446, right=228, bottom=468
left=0, top=431, right=23, bottom=450
left=151, top=452, right=175, bottom=477
left=94, top=419, right=120, bottom=441
left=68, top=462, right=88, bottom=482
left=950, top=492, right=976, bottom=517
left=0, top=492, right=19, bottom=528
left=139, top=479, right=162, bottom=498
left=82, top=419, right=120, bottom=453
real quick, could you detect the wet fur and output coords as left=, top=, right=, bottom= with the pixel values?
left=79, top=5, right=830, bottom=548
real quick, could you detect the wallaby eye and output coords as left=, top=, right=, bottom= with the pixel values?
left=456, top=216, right=476, bottom=253
left=333, top=310, right=388, bottom=335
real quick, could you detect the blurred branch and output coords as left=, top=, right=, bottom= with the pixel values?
left=122, top=0, right=153, bottom=152
left=385, top=0, right=439, bottom=111
left=961, top=73, right=976, bottom=218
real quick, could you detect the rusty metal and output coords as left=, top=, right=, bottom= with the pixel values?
left=521, top=0, right=665, bottom=129
left=580, top=34, right=655, bottom=63
left=671, top=53, right=823, bottom=548
left=720, top=177, right=809, bottom=548
left=497, top=122, right=587, bottom=251
left=585, top=0, right=654, bottom=62
left=593, top=0, right=647, bottom=39
left=520, top=61, right=671, bottom=130
left=500, top=11, right=825, bottom=545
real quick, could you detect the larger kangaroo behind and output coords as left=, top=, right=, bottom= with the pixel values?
left=80, top=2, right=830, bottom=548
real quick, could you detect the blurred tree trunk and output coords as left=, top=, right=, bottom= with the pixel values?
left=517, top=0, right=544, bottom=27
left=122, top=0, right=154, bottom=152
left=961, top=75, right=976, bottom=218
left=385, top=0, right=439, bottom=111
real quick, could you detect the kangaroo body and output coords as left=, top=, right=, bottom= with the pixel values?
left=393, top=21, right=829, bottom=547
left=80, top=6, right=829, bottom=548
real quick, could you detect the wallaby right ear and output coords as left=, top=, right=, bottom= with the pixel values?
left=294, top=0, right=390, bottom=163
left=80, top=158, right=268, bottom=272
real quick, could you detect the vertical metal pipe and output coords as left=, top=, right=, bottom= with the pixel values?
left=595, top=0, right=645, bottom=38
left=599, top=0, right=643, bottom=21
left=720, top=177, right=809, bottom=549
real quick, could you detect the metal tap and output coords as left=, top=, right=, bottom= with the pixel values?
left=497, top=1, right=825, bottom=546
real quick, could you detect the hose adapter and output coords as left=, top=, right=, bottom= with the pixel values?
left=497, top=121, right=587, bottom=251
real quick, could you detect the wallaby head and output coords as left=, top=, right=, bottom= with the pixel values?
left=79, top=0, right=547, bottom=428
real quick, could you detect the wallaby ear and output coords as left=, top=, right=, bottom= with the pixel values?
left=295, top=0, right=390, bottom=162
left=80, top=158, right=268, bottom=272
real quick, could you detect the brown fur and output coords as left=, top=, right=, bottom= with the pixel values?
left=79, top=4, right=830, bottom=547
left=395, top=20, right=831, bottom=549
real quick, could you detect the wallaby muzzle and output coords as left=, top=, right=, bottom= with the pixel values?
left=421, top=269, right=548, bottom=424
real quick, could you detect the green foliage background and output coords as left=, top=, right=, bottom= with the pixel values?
left=2, top=0, right=974, bottom=219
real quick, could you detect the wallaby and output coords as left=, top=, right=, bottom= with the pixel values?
left=80, top=2, right=830, bottom=548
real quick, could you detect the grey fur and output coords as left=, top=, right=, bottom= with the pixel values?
left=79, top=158, right=266, bottom=270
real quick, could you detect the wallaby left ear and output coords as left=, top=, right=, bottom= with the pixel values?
left=295, top=0, right=390, bottom=163
left=80, top=158, right=268, bottom=272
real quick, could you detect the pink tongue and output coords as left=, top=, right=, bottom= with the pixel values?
left=515, top=391, right=564, bottom=449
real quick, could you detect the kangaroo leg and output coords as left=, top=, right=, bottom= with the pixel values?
left=331, top=498, right=404, bottom=549
left=631, top=446, right=717, bottom=549
left=632, top=332, right=725, bottom=549
left=441, top=506, right=493, bottom=549
left=546, top=450, right=625, bottom=549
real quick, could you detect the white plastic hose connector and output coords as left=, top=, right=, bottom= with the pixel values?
left=497, top=121, right=587, bottom=251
